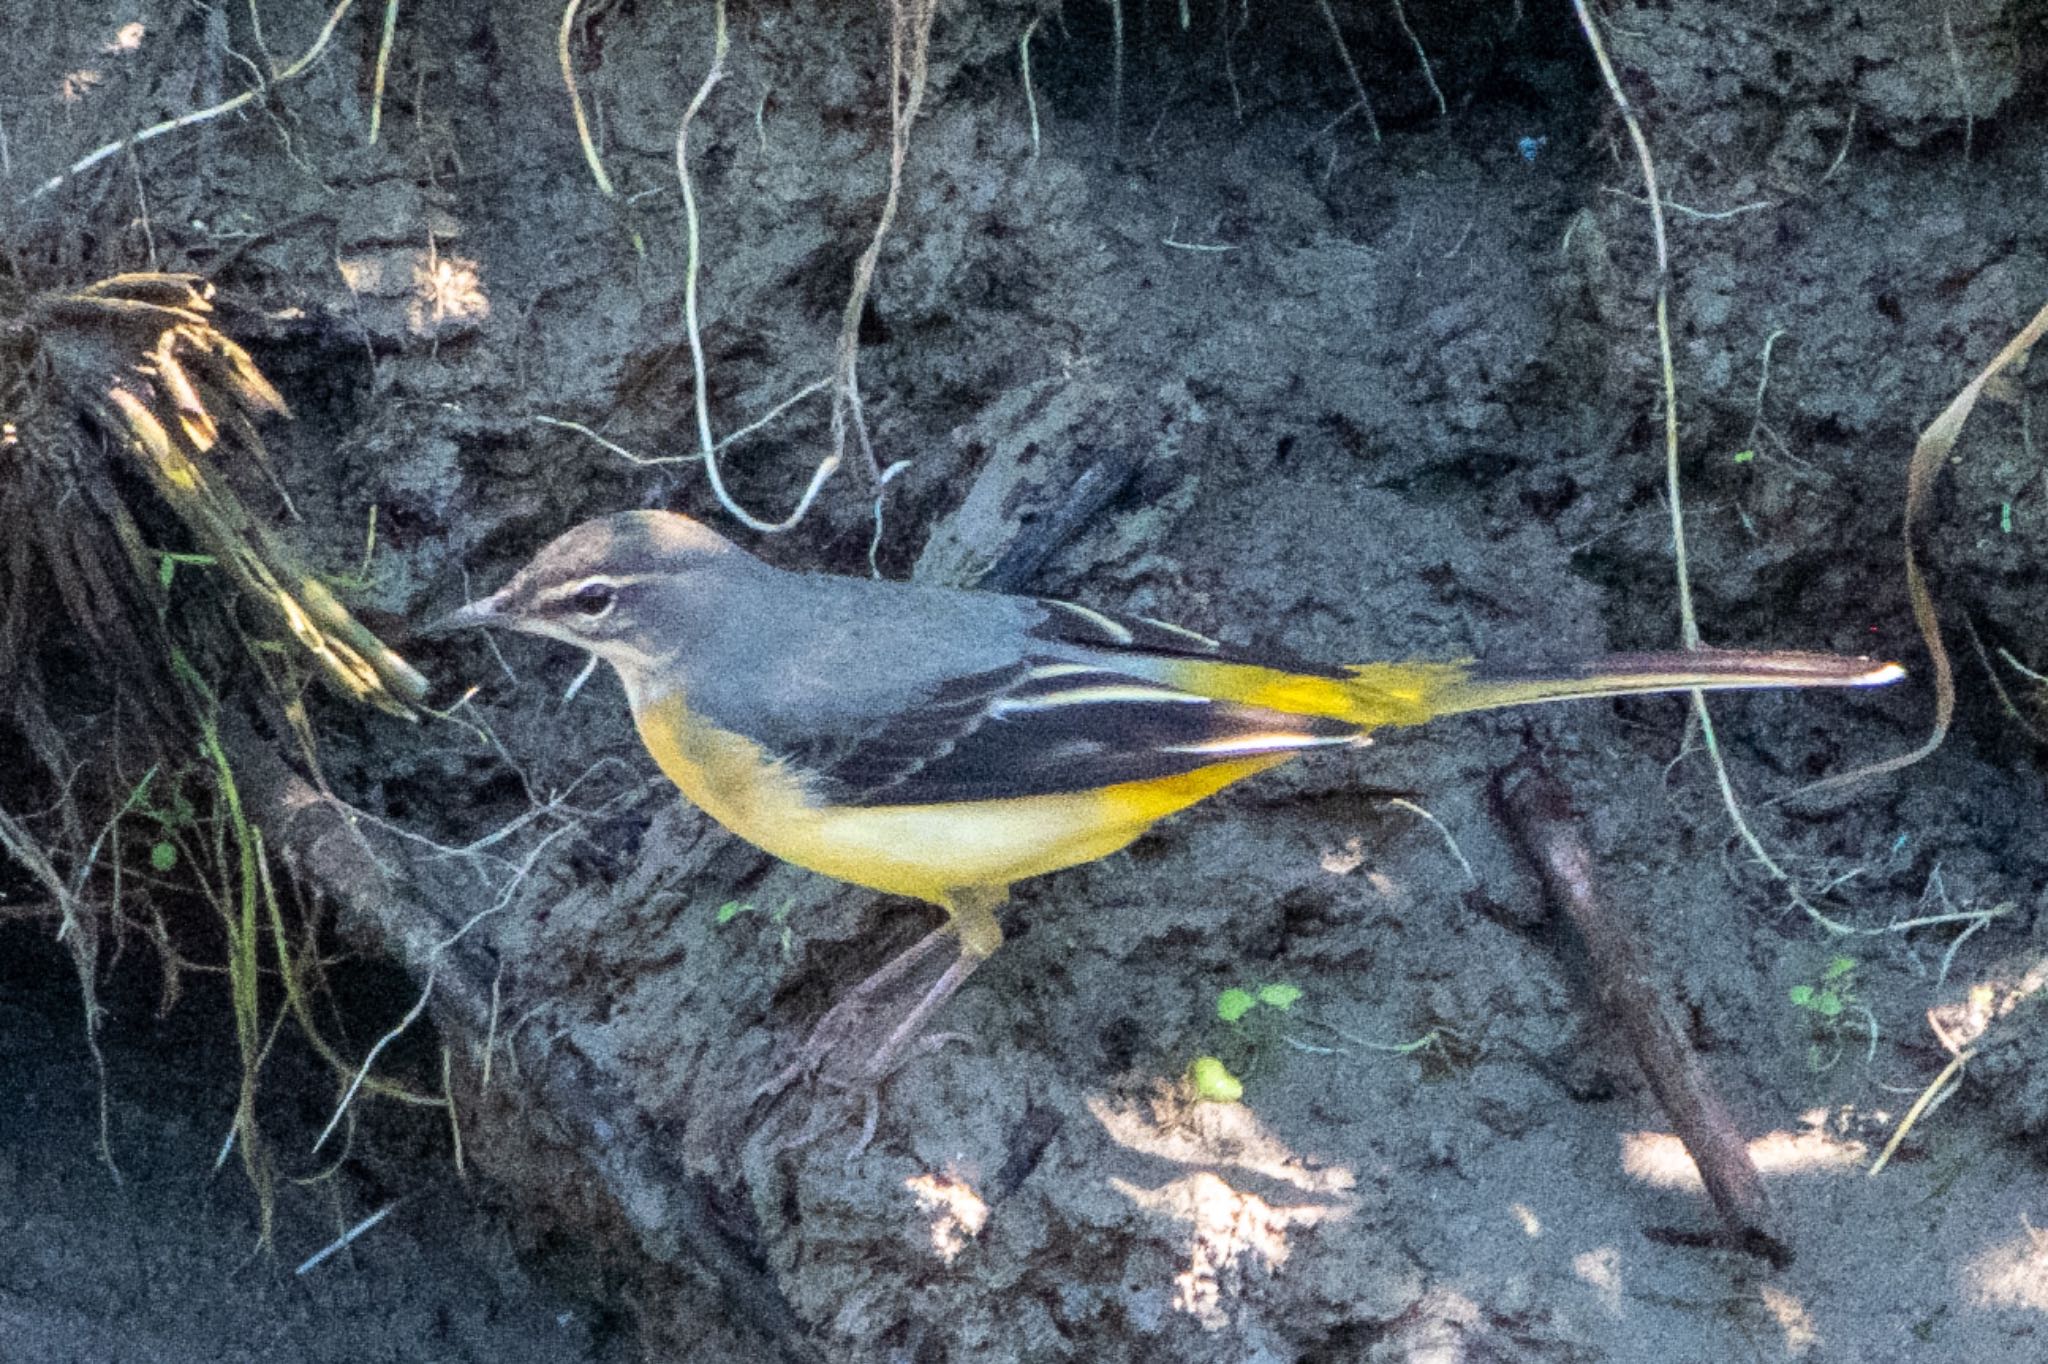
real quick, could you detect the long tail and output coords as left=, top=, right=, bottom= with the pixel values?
left=1347, top=650, right=1904, bottom=727
left=1165, top=649, right=1903, bottom=732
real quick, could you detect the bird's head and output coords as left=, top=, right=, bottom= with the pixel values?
left=428, top=510, right=755, bottom=684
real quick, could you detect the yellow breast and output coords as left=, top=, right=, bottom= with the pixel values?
left=630, top=693, right=1287, bottom=907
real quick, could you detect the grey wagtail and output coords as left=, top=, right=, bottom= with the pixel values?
left=435, top=510, right=1902, bottom=1079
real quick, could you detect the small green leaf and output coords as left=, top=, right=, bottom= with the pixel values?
left=1823, top=956, right=1857, bottom=982
left=150, top=841, right=178, bottom=873
left=1789, top=985, right=1816, bottom=1009
left=716, top=901, right=747, bottom=925
left=1732, top=448, right=1756, bottom=464
left=2002, top=502, right=2014, bottom=534
left=1814, top=990, right=1843, bottom=1018
left=158, top=555, right=176, bottom=590
left=1216, top=988, right=1256, bottom=1023
left=1189, top=1056, right=1243, bottom=1102
left=1256, top=983, right=1302, bottom=1011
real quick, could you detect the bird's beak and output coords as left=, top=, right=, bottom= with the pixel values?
left=422, top=591, right=507, bottom=636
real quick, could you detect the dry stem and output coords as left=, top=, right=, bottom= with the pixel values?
left=1809, top=298, right=2048, bottom=790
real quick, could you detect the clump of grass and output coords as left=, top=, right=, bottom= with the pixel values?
left=1, top=265, right=433, bottom=1242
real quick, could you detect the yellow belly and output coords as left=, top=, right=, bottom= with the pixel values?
left=632, top=694, right=1287, bottom=906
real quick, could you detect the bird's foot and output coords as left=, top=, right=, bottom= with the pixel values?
left=759, top=1027, right=974, bottom=1159
left=750, top=927, right=983, bottom=1156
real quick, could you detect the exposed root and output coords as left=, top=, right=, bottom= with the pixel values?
left=369, top=0, right=403, bottom=145
left=1572, top=0, right=1870, bottom=930
left=1020, top=16, right=1044, bottom=159
left=1315, top=0, right=1382, bottom=145
left=673, top=2, right=842, bottom=532
left=1387, top=0, right=1446, bottom=120
left=559, top=0, right=617, bottom=197
left=30, top=0, right=364, bottom=200
left=829, top=0, right=937, bottom=498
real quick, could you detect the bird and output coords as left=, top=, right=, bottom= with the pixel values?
left=432, top=509, right=1902, bottom=1086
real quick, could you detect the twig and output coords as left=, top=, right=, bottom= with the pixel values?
left=714, top=377, right=833, bottom=453
left=482, top=962, right=504, bottom=1091
left=1572, top=0, right=1676, bottom=612
left=532, top=414, right=688, bottom=466
left=1572, top=0, right=1829, bottom=917
left=866, top=458, right=913, bottom=576
left=442, top=1046, right=466, bottom=1178
left=533, top=379, right=832, bottom=467
left=0, top=804, right=123, bottom=1183
left=1598, top=187, right=1778, bottom=221
left=1385, top=797, right=1476, bottom=887
left=1284, top=1022, right=1449, bottom=1058
left=1108, top=0, right=1125, bottom=155
left=1497, top=757, right=1786, bottom=1263
left=1868, top=1044, right=1973, bottom=1177
left=1745, top=328, right=1787, bottom=455
left=1942, top=3, right=1973, bottom=161
left=314, top=970, right=436, bottom=1153
left=1804, top=296, right=2048, bottom=791
left=1819, top=106, right=1857, bottom=184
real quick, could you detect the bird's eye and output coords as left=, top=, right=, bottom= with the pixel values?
left=571, top=581, right=617, bottom=619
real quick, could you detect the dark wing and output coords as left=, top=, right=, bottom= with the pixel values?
left=792, top=657, right=1358, bottom=807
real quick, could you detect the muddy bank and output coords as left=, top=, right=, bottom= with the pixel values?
left=6, top=2, right=2048, bottom=1360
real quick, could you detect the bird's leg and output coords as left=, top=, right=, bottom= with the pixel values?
left=869, top=884, right=1003, bottom=1070
left=754, top=886, right=1007, bottom=1121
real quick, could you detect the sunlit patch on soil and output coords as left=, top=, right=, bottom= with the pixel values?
left=904, top=1170, right=988, bottom=1265
left=1621, top=1108, right=1870, bottom=1190
left=58, top=69, right=104, bottom=104
left=1927, top=956, right=2048, bottom=1053
left=1966, top=1219, right=2048, bottom=1312
left=1112, top=1171, right=1345, bottom=1330
left=1572, top=1246, right=1622, bottom=1316
left=1092, top=1084, right=1357, bottom=1328
left=337, top=247, right=491, bottom=343
left=1758, top=1284, right=1821, bottom=1355
left=409, top=253, right=490, bottom=338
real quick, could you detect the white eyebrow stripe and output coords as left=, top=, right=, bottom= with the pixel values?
left=1022, top=662, right=1104, bottom=682
left=536, top=572, right=651, bottom=602
left=991, top=684, right=1211, bottom=714
left=1158, top=734, right=1359, bottom=755
left=1050, top=601, right=1136, bottom=645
